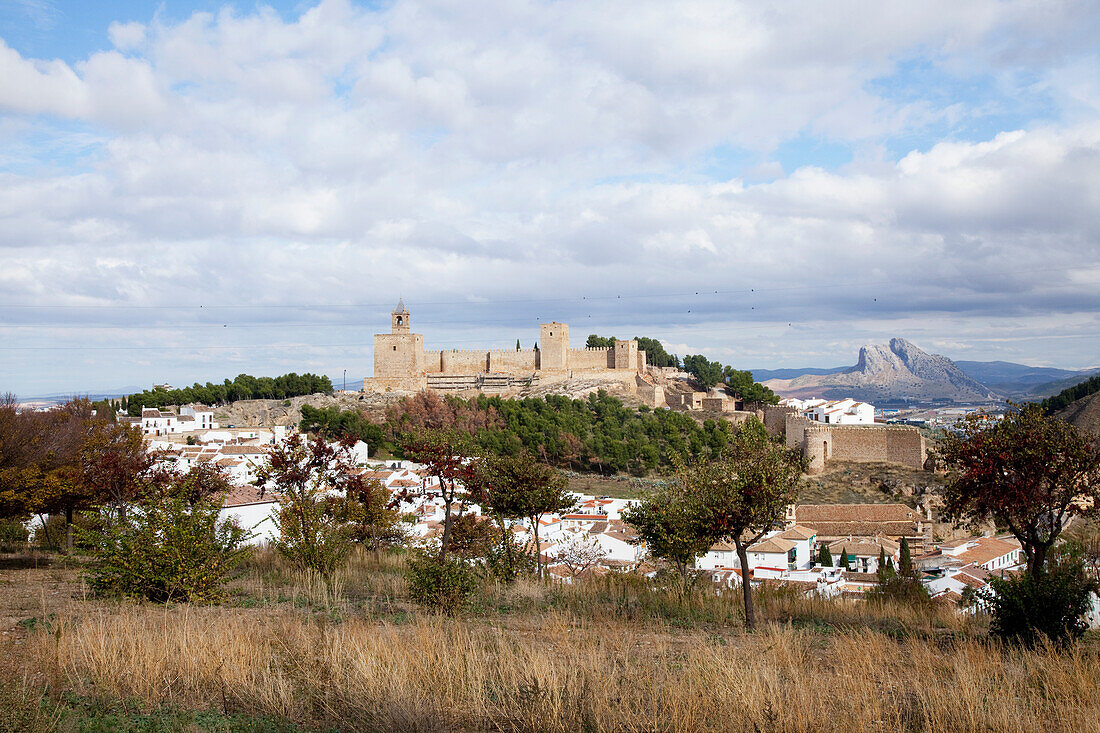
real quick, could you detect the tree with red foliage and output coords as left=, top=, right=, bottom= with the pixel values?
left=79, top=420, right=164, bottom=521
left=254, top=433, right=367, bottom=577
left=173, top=461, right=235, bottom=506
left=399, top=429, right=473, bottom=562
left=938, top=405, right=1100, bottom=578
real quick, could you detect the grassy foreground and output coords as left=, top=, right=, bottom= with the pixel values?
left=2, top=550, right=1099, bottom=732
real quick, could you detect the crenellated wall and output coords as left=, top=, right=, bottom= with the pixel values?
left=369, top=310, right=650, bottom=392
left=568, top=347, right=615, bottom=370
left=763, top=405, right=798, bottom=437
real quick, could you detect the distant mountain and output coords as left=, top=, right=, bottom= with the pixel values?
left=1024, top=368, right=1100, bottom=400
left=953, top=361, right=1083, bottom=398
left=748, top=366, right=847, bottom=381
left=761, top=338, right=999, bottom=403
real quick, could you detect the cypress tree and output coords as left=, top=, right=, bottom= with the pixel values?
left=899, top=537, right=913, bottom=576
left=516, top=339, right=521, bottom=351
left=817, top=543, right=833, bottom=567
left=838, top=546, right=850, bottom=570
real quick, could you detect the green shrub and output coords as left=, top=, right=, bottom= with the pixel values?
left=0, top=518, right=29, bottom=551
left=981, top=556, right=1098, bottom=646
left=80, top=489, right=253, bottom=603
left=406, top=552, right=477, bottom=614
left=272, top=494, right=355, bottom=579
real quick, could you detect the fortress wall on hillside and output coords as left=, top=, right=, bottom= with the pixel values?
left=436, top=350, right=490, bottom=374
left=785, top=414, right=813, bottom=450
left=635, top=374, right=666, bottom=408
left=800, top=424, right=926, bottom=474
left=763, top=405, right=798, bottom=437
left=722, top=410, right=758, bottom=428
left=487, top=350, right=539, bottom=373
left=568, top=348, right=615, bottom=370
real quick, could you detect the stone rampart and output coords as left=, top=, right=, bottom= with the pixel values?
left=635, top=374, right=666, bottom=408
left=486, top=349, right=538, bottom=373
left=800, top=424, right=926, bottom=474
left=434, top=349, right=490, bottom=374
left=785, top=413, right=813, bottom=451
left=568, top=347, right=614, bottom=370
left=763, top=405, right=798, bottom=437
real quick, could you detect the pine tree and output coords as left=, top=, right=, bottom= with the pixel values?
left=817, top=543, right=833, bottom=567
left=899, top=537, right=913, bottom=576
left=838, top=546, right=850, bottom=570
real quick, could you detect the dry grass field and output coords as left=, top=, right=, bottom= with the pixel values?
left=2, top=549, right=1099, bottom=732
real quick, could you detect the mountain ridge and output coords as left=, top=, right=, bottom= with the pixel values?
left=761, top=338, right=997, bottom=403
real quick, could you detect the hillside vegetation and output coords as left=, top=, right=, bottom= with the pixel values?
left=301, top=390, right=733, bottom=475
left=126, top=373, right=333, bottom=415
left=1042, top=374, right=1100, bottom=414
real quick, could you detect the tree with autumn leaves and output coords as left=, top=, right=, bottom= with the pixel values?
left=938, top=404, right=1100, bottom=579
left=939, top=405, right=1100, bottom=645
left=253, top=432, right=376, bottom=578
left=1, top=396, right=160, bottom=549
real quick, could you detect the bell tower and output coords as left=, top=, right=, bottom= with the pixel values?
left=374, top=299, right=423, bottom=380
left=392, top=299, right=410, bottom=333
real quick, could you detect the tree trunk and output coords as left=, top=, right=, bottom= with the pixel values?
left=1029, top=544, right=1048, bottom=578
left=735, top=540, right=756, bottom=630
left=498, top=516, right=515, bottom=581
left=65, top=506, right=74, bottom=553
left=532, top=515, right=541, bottom=580
left=440, top=486, right=453, bottom=562
left=37, top=514, right=55, bottom=551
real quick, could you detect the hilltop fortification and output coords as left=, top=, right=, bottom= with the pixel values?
left=364, top=301, right=648, bottom=393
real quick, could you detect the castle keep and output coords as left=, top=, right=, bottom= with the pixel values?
left=364, top=301, right=648, bottom=392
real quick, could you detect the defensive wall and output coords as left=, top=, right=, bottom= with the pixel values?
left=762, top=405, right=798, bottom=437
left=784, top=412, right=926, bottom=474
left=636, top=373, right=666, bottom=408
left=568, top=347, right=614, bottom=370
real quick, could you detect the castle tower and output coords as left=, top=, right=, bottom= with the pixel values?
left=374, top=299, right=424, bottom=379
left=392, top=298, right=410, bottom=333
left=539, top=322, right=569, bottom=371
left=614, top=339, right=639, bottom=370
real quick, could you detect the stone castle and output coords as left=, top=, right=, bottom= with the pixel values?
left=363, top=300, right=648, bottom=392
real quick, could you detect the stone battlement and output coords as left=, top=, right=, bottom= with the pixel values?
left=370, top=303, right=647, bottom=390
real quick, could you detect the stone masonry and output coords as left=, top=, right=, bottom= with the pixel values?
left=364, top=301, right=648, bottom=392
left=760, top=404, right=927, bottom=474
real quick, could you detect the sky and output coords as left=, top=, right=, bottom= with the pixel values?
left=1, top=0, right=1099, bottom=395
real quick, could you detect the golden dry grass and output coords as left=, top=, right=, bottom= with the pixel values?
left=13, top=604, right=1100, bottom=732
left=2, top=550, right=1099, bottom=732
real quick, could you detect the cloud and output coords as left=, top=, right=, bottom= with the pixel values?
left=0, top=0, right=1097, bottom=392
left=108, top=21, right=145, bottom=51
